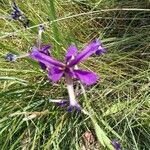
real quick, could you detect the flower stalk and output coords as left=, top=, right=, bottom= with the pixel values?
left=37, top=25, right=44, bottom=49
left=16, top=53, right=29, bottom=59
left=65, top=73, right=81, bottom=111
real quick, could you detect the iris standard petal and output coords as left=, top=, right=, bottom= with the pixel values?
left=65, top=45, right=78, bottom=62
left=48, top=67, right=64, bottom=82
left=73, top=69, right=99, bottom=85
left=41, top=45, right=51, bottom=54
left=30, top=47, right=65, bottom=68
left=40, top=45, right=51, bottom=57
left=30, top=45, right=51, bottom=70
left=38, top=45, right=51, bottom=70
left=69, top=39, right=100, bottom=67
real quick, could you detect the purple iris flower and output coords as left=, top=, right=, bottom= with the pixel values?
left=11, top=1, right=29, bottom=27
left=5, top=53, right=17, bottom=62
left=30, top=39, right=101, bottom=85
left=11, top=1, right=21, bottom=20
left=30, top=39, right=104, bottom=111
left=112, top=140, right=121, bottom=150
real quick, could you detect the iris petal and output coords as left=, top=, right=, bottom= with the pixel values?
left=65, top=45, right=78, bottom=62
left=69, top=39, right=100, bottom=67
left=48, top=67, right=64, bottom=82
left=30, top=47, right=65, bottom=68
left=73, top=69, right=99, bottom=85
left=41, top=45, right=51, bottom=55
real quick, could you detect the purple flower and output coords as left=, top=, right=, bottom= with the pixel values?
left=11, top=1, right=21, bottom=20
left=30, top=39, right=100, bottom=85
left=5, top=53, right=29, bottom=62
left=5, top=53, right=17, bottom=62
left=11, top=1, right=29, bottom=27
left=30, top=39, right=102, bottom=111
left=112, top=140, right=121, bottom=150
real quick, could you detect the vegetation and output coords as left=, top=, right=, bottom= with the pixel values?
left=0, top=0, right=150, bottom=149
